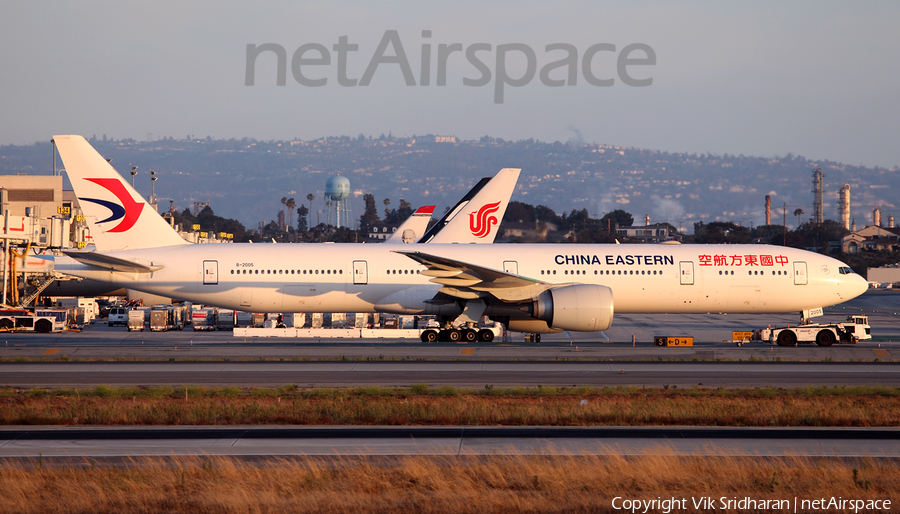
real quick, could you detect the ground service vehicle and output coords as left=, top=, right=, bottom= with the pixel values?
left=758, top=315, right=871, bottom=347
left=108, top=307, right=128, bottom=326
left=127, top=310, right=145, bottom=331
left=0, top=309, right=59, bottom=333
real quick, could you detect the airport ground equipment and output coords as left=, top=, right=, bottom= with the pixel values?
left=127, top=309, right=145, bottom=331
left=107, top=307, right=128, bottom=326
left=34, top=309, right=67, bottom=332
left=216, top=309, right=235, bottom=331
left=754, top=315, right=871, bottom=347
left=419, top=321, right=503, bottom=343
left=0, top=308, right=59, bottom=333
left=192, top=309, right=216, bottom=331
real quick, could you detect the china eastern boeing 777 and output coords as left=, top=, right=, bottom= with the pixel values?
left=51, top=135, right=868, bottom=342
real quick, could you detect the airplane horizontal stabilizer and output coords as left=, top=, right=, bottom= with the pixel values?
left=62, top=251, right=163, bottom=273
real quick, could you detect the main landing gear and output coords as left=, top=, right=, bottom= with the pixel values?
left=420, top=328, right=494, bottom=343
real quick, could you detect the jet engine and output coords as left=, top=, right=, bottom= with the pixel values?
left=533, top=284, right=614, bottom=332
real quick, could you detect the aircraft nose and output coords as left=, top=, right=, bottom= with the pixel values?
left=849, top=274, right=868, bottom=299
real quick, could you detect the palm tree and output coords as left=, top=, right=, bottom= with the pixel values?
left=307, top=194, right=315, bottom=223
left=286, top=198, right=296, bottom=231
left=383, top=198, right=391, bottom=218
left=280, top=197, right=288, bottom=231
left=793, top=208, right=804, bottom=228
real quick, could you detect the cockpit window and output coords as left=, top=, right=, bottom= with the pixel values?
left=838, top=267, right=855, bottom=275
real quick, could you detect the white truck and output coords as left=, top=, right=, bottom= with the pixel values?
left=756, top=315, right=871, bottom=347
left=54, top=297, right=99, bottom=325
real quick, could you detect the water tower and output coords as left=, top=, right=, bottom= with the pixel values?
left=325, top=175, right=352, bottom=228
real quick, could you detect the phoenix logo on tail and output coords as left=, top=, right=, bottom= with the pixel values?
left=469, top=201, right=501, bottom=238
left=80, top=178, right=145, bottom=233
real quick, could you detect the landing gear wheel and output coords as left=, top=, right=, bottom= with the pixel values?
left=776, top=330, right=796, bottom=347
left=446, top=329, right=461, bottom=342
left=815, top=330, right=836, bottom=347
left=531, top=333, right=541, bottom=344
left=421, top=329, right=439, bottom=343
left=34, top=319, right=52, bottom=334
left=462, top=329, right=477, bottom=342
left=477, top=329, right=494, bottom=342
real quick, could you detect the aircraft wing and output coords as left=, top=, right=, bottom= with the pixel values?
left=394, top=250, right=559, bottom=302
left=62, top=250, right=163, bottom=273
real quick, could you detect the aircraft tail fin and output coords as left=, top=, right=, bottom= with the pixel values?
left=384, top=206, right=435, bottom=244
left=423, top=168, right=520, bottom=244
left=53, top=135, right=189, bottom=251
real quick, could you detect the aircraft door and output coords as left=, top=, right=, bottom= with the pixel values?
left=793, top=261, right=808, bottom=285
left=353, top=260, right=368, bottom=285
left=503, top=260, right=518, bottom=275
left=679, top=261, right=694, bottom=285
left=203, top=260, right=218, bottom=285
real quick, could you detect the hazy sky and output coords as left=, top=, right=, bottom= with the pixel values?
left=2, top=1, right=898, bottom=168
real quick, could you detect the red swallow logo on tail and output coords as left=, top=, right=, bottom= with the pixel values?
left=80, top=178, right=144, bottom=232
left=469, top=201, right=501, bottom=238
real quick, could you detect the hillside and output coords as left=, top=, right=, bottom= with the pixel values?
left=1, top=135, right=896, bottom=231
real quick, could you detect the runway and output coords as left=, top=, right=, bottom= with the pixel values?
left=2, top=426, right=899, bottom=459
left=2, top=361, right=899, bottom=388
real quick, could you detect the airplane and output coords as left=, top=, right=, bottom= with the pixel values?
left=29, top=144, right=518, bottom=304
left=383, top=206, right=434, bottom=243
left=51, top=135, right=868, bottom=344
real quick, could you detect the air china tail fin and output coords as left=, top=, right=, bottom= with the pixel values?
left=421, top=168, right=520, bottom=244
left=384, top=206, right=435, bottom=244
left=53, top=135, right=189, bottom=251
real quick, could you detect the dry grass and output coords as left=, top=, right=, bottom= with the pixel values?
left=0, top=385, right=898, bottom=427
left=0, top=453, right=898, bottom=513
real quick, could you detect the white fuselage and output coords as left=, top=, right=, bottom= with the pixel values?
left=54, top=243, right=868, bottom=317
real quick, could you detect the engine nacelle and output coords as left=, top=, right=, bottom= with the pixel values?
left=534, top=284, right=613, bottom=332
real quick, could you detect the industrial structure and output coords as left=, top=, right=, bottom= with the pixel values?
left=811, top=167, right=825, bottom=224
left=324, top=175, right=352, bottom=228
left=765, top=195, right=771, bottom=226
left=838, top=184, right=851, bottom=231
